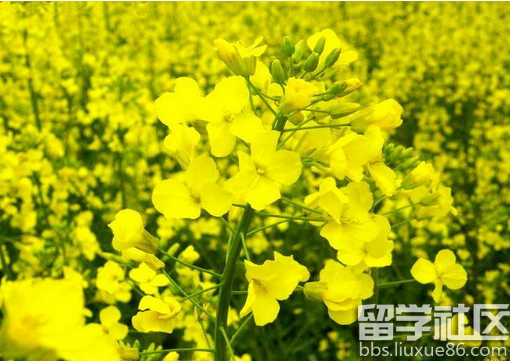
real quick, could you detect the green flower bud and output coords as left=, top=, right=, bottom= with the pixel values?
left=292, top=39, right=306, bottom=64
left=270, top=59, right=286, bottom=84
left=338, top=78, right=363, bottom=97
left=313, top=36, right=326, bottom=54
left=282, top=36, right=295, bottom=57
left=303, top=282, right=327, bottom=302
left=329, top=103, right=361, bottom=119
left=328, top=81, right=348, bottom=96
left=303, top=52, right=320, bottom=72
left=325, top=48, right=342, bottom=68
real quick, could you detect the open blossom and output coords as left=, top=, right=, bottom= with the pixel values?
left=155, top=77, right=203, bottom=126
left=240, top=252, right=310, bottom=326
left=411, top=249, right=467, bottom=302
left=336, top=214, right=393, bottom=268
left=0, top=279, right=120, bottom=361
left=152, top=154, right=233, bottom=219
left=304, top=260, right=373, bottom=325
left=99, top=306, right=129, bottom=341
left=201, top=76, right=265, bottom=157
left=315, top=180, right=381, bottom=253
left=226, top=131, right=302, bottom=210
left=132, top=295, right=182, bottom=333
left=129, top=262, right=170, bottom=295
left=108, top=209, right=159, bottom=254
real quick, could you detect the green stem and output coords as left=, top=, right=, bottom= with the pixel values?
left=140, top=348, right=214, bottom=355
left=179, top=284, right=222, bottom=302
left=159, top=249, right=222, bottom=278
left=161, top=270, right=215, bottom=321
left=281, top=124, right=348, bottom=132
left=0, top=244, right=12, bottom=280
left=378, top=279, right=415, bottom=288
left=214, top=207, right=255, bottom=361
left=256, top=212, right=324, bottom=222
left=230, top=314, right=254, bottom=346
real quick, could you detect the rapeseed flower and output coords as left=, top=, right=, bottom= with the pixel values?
left=240, top=252, right=310, bottom=326
left=411, top=249, right=467, bottom=302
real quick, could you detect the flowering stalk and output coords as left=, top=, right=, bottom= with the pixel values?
left=214, top=207, right=255, bottom=361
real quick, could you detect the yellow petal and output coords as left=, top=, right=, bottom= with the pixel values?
left=243, top=176, right=280, bottom=210
left=99, top=306, right=121, bottom=327
left=200, top=183, right=233, bottom=217
left=265, top=150, right=302, bottom=185
left=328, top=307, right=359, bottom=325
left=230, top=113, right=265, bottom=143
left=240, top=280, right=257, bottom=318
left=207, top=122, right=236, bottom=157
left=411, top=258, right=436, bottom=284
left=152, top=180, right=201, bottom=219
left=139, top=296, right=171, bottom=315
left=440, top=264, right=467, bottom=290
left=251, top=293, right=280, bottom=326
left=368, top=163, right=397, bottom=197
left=432, top=279, right=444, bottom=303
left=434, top=249, right=457, bottom=274
left=186, top=154, right=219, bottom=192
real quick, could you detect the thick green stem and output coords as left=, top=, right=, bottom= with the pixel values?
left=214, top=207, right=255, bottom=361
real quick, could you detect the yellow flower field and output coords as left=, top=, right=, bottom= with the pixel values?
left=0, top=2, right=509, bottom=361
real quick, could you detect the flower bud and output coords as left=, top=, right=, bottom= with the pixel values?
left=324, top=48, right=342, bottom=68
left=108, top=209, right=159, bottom=254
left=313, top=36, right=326, bottom=54
left=327, top=81, right=348, bottom=96
left=282, top=36, right=295, bottom=57
left=214, top=37, right=266, bottom=76
left=351, top=99, right=403, bottom=132
left=402, top=161, right=435, bottom=189
left=292, top=39, right=306, bottom=64
left=303, top=281, right=327, bottom=302
left=329, top=103, right=361, bottom=119
left=338, top=78, right=363, bottom=97
left=420, top=193, right=440, bottom=206
left=270, top=59, right=286, bottom=84
left=303, top=52, right=320, bottom=72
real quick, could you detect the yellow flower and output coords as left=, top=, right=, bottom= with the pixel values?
left=132, top=295, right=181, bottom=333
left=304, top=260, right=373, bottom=325
left=326, top=126, right=384, bottom=181
left=201, top=76, right=265, bottom=157
left=99, top=306, right=129, bottom=341
left=129, top=262, right=170, bottom=295
left=0, top=278, right=120, bottom=361
left=280, top=78, right=319, bottom=114
left=317, top=180, right=381, bottom=253
left=336, top=214, right=393, bottom=268
left=155, top=77, right=203, bottom=126
left=96, top=261, right=132, bottom=303
left=367, top=162, right=397, bottom=197
left=225, top=131, right=302, bottom=210
left=411, top=249, right=467, bottom=302
left=402, top=161, right=435, bottom=189
left=163, top=123, right=201, bottom=169
left=240, top=252, right=310, bottom=326
left=350, top=99, right=403, bottom=132
left=214, top=37, right=266, bottom=76
left=108, top=209, right=159, bottom=254
left=152, top=154, right=233, bottom=219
